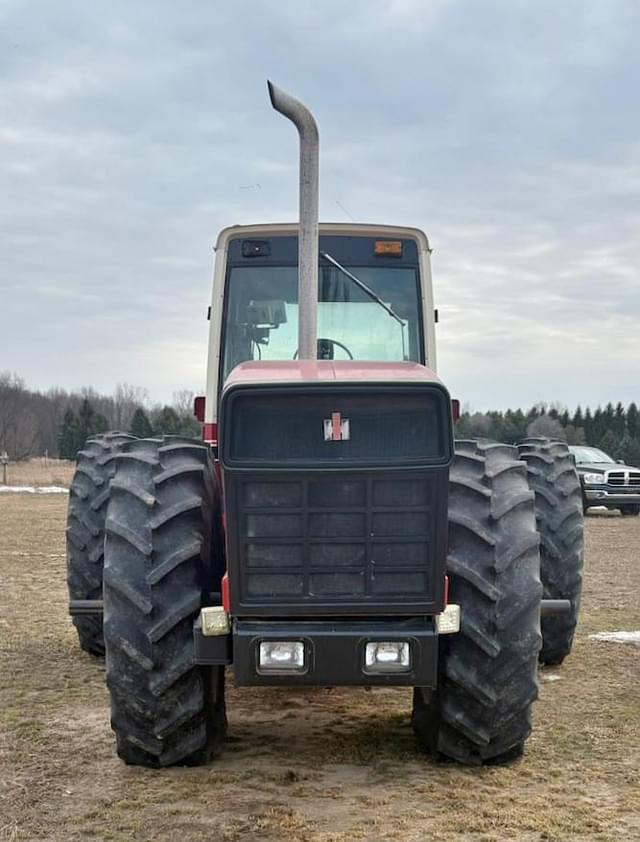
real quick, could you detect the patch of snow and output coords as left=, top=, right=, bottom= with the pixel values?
left=540, top=673, right=562, bottom=682
left=0, top=485, right=69, bottom=494
left=589, top=631, right=640, bottom=647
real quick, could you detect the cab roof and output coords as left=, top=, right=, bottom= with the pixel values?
left=214, top=222, right=430, bottom=253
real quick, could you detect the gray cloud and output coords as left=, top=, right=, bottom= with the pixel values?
left=1, top=0, right=638, bottom=409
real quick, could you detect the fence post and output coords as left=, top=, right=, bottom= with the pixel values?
left=1, top=452, right=8, bottom=485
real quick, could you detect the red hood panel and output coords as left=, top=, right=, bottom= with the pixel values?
left=224, top=360, right=442, bottom=389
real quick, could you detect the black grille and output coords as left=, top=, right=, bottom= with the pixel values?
left=220, top=380, right=452, bottom=616
left=225, top=470, right=447, bottom=616
left=223, top=388, right=450, bottom=468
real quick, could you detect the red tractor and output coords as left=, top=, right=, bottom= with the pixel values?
left=66, top=82, right=584, bottom=767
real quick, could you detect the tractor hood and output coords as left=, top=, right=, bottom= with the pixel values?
left=223, top=359, right=444, bottom=389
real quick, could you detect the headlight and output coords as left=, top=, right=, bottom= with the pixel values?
left=583, top=473, right=605, bottom=485
left=257, top=641, right=305, bottom=673
left=364, top=641, right=411, bottom=673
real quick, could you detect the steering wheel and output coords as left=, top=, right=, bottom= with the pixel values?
left=293, top=337, right=354, bottom=360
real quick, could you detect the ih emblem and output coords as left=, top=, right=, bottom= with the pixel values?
left=324, top=411, right=350, bottom=442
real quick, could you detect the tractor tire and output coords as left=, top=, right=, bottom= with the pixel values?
left=103, top=436, right=226, bottom=767
left=66, top=432, right=135, bottom=656
left=517, top=438, right=584, bottom=666
left=412, top=440, right=542, bottom=765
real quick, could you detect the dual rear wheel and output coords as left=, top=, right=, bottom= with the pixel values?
left=412, top=437, right=584, bottom=762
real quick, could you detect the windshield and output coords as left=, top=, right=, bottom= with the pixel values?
left=222, top=262, right=422, bottom=381
left=569, top=446, right=615, bottom=464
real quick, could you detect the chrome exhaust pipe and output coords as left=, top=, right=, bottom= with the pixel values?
left=268, top=80, right=319, bottom=361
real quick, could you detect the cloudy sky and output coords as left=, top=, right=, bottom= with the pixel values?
left=2, top=0, right=639, bottom=410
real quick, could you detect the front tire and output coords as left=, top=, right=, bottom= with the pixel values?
left=103, top=436, right=226, bottom=767
left=517, top=438, right=584, bottom=666
left=413, top=440, right=542, bottom=765
left=620, top=505, right=640, bottom=517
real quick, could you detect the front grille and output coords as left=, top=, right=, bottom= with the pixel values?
left=220, top=379, right=452, bottom=616
left=607, top=471, right=625, bottom=486
left=226, top=470, right=447, bottom=616
left=606, top=470, right=640, bottom=488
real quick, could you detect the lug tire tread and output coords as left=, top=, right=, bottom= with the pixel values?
left=517, top=437, right=584, bottom=665
left=66, top=432, right=136, bottom=656
left=412, top=439, right=542, bottom=765
left=103, top=436, right=226, bottom=768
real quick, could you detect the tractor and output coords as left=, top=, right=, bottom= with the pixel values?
left=66, top=82, right=584, bottom=767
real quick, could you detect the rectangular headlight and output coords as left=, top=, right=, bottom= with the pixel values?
left=364, top=641, right=411, bottom=673
left=258, top=641, right=305, bottom=674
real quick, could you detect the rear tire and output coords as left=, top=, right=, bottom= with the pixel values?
left=103, top=436, right=226, bottom=767
left=413, top=440, right=542, bottom=765
left=66, top=432, right=135, bottom=656
left=517, top=438, right=584, bottom=666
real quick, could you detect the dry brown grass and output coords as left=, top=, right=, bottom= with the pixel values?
left=1, top=498, right=639, bottom=841
left=1, top=458, right=75, bottom=488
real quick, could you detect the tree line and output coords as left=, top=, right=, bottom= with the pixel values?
left=2, top=370, right=638, bottom=467
left=0, top=372, right=200, bottom=460
left=457, top=401, right=640, bottom=466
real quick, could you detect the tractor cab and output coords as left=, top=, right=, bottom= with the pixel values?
left=204, top=223, right=438, bottom=427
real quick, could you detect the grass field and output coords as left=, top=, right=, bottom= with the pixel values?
left=1, top=496, right=639, bottom=841
left=1, top=458, right=75, bottom=488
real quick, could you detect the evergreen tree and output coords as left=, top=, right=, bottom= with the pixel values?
left=176, top=413, right=201, bottom=438
left=584, top=407, right=593, bottom=444
left=76, top=398, right=108, bottom=446
left=620, top=434, right=640, bottom=467
left=603, top=403, right=615, bottom=434
left=613, top=402, right=626, bottom=438
left=627, top=403, right=639, bottom=439
left=153, top=406, right=182, bottom=436
left=58, top=409, right=78, bottom=459
left=598, top=429, right=619, bottom=459
left=592, top=407, right=605, bottom=444
left=130, top=407, right=153, bottom=438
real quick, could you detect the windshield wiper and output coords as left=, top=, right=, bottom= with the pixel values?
left=320, top=251, right=409, bottom=359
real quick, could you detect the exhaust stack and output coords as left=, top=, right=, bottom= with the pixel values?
left=267, top=80, right=319, bottom=361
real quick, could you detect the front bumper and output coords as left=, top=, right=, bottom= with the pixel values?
left=584, top=487, right=640, bottom=505
left=194, top=617, right=438, bottom=687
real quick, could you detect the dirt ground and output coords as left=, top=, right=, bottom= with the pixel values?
left=1, top=496, right=639, bottom=842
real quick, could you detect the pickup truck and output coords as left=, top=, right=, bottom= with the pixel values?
left=568, top=445, right=640, bottom=516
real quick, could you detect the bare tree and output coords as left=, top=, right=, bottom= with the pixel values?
left=0, top=371, right=40, bottom=459
left=113, top=383, right=149, bottom=431
left=172, top=389, right=195, bottom=417
left=526, top=415, right=566, bottom=440
left=461, top=412, right=494, bottom=440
